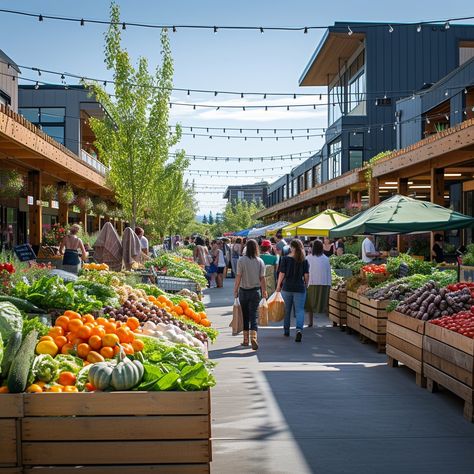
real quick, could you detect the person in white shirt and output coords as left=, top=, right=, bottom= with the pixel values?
left=305, top=240, right=331, bottom=327
left=135, top=227, right=149, bottom=255
left=361, top=235, right=380, bottom=263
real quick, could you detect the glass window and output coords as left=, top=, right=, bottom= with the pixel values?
left=349, top=150, right=363, bottom=170
left=19, top=108, right=40, bottom=123
left=328, top=140, right=342, bottom=180
left=298, top=175, right=305, bottom=193
left=306, top=170, right=312, bottom=189
left=282, top=184, right=287, bottom=200
left=41, top=126, right=65, bottom=144
left=350, top=132, right=364, bottom=148
left=237, top=190, right=244, bottom=200
left=40, top=108, right=66, bottom=123
left=314, top=165, right=321, bottom=185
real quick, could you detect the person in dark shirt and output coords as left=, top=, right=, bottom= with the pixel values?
left=432, top=234, right=444, bottom=263
left=276, top=239, right=309, bottom=342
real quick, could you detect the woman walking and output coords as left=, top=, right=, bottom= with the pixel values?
left=276, top=239, right=309, bottom=342
left=59, top=224, right=88, bottom=274
left=233, top=239, right=267, bottom=350
left=305, top=240, right=332, bottom=327
left=231, top=238, right=242, bottom=276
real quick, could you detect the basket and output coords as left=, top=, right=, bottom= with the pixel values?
left=155, top=275, right=200, bottom=293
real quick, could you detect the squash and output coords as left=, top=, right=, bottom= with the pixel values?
left=88, top=346, right=143, bottom=391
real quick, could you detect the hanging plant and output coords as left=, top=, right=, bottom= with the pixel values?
left=76, top=194, right=94, bottom=212
left=42, top=184, right=57, bottom=201
left=0, top=170, right=24, bottom=199
left=94, top=200, right=108, bottom=216
left=364, top=150, right=394, bottom=191
left=58, top=184, right=75, bottom=204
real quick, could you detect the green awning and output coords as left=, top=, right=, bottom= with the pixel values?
left=329, top=194, right=474, bottom=238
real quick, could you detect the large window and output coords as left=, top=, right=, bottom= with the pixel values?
left=314, top=164, right=321, bottom=185
left=348, top=52, right=366, bottom=114
left=298, top=175, right=305, bottom=193
left=349, top=150, right=363, bottom=170
left=328, top=140, right=342, bottom=180
left=282, top=184, right=287, bottom=200
left=329, top=79, right=343, bottom=125
left=0, top=90, right=10, bottom=107
left=19, top=107, right=66, bottom=145
left=306, top=169, right=313, bottom=189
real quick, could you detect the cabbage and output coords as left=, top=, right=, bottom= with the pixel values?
left=0, top=302, right=23, bottom=340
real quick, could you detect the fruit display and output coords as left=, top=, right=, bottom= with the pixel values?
left=331, top=271, right=346, bottom=292
left=83, top=263, right=110, bottom=271
left=361, top=263, right=387, bottom=274
left=395, top=281, right=474, bottom=321
left=429, top=310, right=474, bottom=339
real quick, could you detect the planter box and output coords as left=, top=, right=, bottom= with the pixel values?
left=358, top=296, right=389, bottom=353
left=460, top=265, right=474, bottom=283
left=346, top=291, right=360, bottom=334
left=0, top=391, right=211, bottom=473
left=423, top=324, right=474, bottom=422
left=386, top=311, right=426, bottom=387
left=329, top=289, right=347, bottom=330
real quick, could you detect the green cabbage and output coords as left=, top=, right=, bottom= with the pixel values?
left=0, top=302, right=23, bottom=341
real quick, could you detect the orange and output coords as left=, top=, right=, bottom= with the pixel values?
left=174, top=306, right=184, bottom=315
left=102, top=333, right=119, bottom=347
left=87, top=351, right=105, bottom=363
left=113, top=345, right=121, bottom=356
left=88, top=335, right=102, bottom=351
left=76, top=325, right=92, bottom=340
left=68, top=319, right=84, bottom=333
left=64, top=310, right=81, bottom=320
left=48, top=326, right=64, bottom=338
left=55, top=316, right=70, bottom=331
left=103, top=322, right=117, bottom=334
left=85, top=382, right=96, bottom=392
left=121, top=343, right=134, bottom=355
left=184, top=308, right=193, bottom=317
left=61, top=343, right=75, bottom=355
left=36, top=381, right=47, bottom=388
left=39, top=335, right=54, bottom=342
left=77, top=343, right=91, bottom=359
left=54, top=336, right=68, bottom=349
left=91, top=326, right=106, bottom=338
left=0, top=386, right=9, bottom=393
left=179, top=300, right=189, bottom=310
left=96, top=317, right=108, bottom=326
left=47, top=385, right=63, bottom=392
left=131, top=339, right=145, bottom=352
left=26, top=384, right=43, bottom=393
left=126, top=317, right=140, bottom=331
left=200, top=319, right=211, bottom=327
left=58, top=371, right=76, bottom=386
left=63, top=385, right=79, bottom=393
left=116, top=327, right=133, bottom=343
left=82, top=314, right=95, bottom=324
left=100, top=346, right=114, bottom=359
left=71, top=337, right=84, bottom=346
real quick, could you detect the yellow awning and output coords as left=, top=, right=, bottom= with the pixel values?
left=285, top=210, right=350, bottom=237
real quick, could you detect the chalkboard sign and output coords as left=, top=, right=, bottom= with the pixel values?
left=398, top=263, right=410, bottom=278
left=13, top=244, right=36, bottom=262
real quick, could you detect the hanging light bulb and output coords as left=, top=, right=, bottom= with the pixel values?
left=304, top=27, right=308, bottom=34
left=347, top=26, right=353, bottom=36
left=38, top=14, right=43, bottom=22
left=173, top=26, right=176, bottom=33
left=416, top=24, right=422, bottom=33
left=260, top=27, right=264, bottom=33
left=213, top=26, right=218, bottom=33
left=444, top=20, right=450, bottom=30
left=34, top=81, right=39, bottom=90
left=122, top=22, right=126, bottom=30
left=80, top=18, right=85, bottom=26
left=60, top=74, right=65, bottom=80
left=388, top=24, right=394, bottom=33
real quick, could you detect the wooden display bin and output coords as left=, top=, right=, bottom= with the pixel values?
left=346, top=291, right=360, bottom=334
left=386, top=311, right=426, bottom=387
left=329, top=289, right=347, bottom=330
left=0, top=394, right=22, bottom=472
left=423, top=324, right=474, bottom=422
left=358, top=296, right=389, bottom=352
left=0, top=391, right=212, bottom=473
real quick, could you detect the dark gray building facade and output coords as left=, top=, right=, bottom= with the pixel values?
left=223, top=182, right=268, bottom=204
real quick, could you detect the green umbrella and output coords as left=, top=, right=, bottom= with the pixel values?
left=329, top=194, right=474, bottom=238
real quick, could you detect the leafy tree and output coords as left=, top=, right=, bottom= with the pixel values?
left=208, top=211, right=214, bottom=225
left=202, top=215, right=208, bottom=224
left=88, top=2, right=181, bottom=228
left=222, top=200, right=265, bottom=232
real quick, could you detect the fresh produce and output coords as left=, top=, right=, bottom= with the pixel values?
left=430, top=310, right=474, bottom=338
left=148, top=295, right=211, bottom=327
left=445, top=282, right=474, bottom=293
left=0, top=295, right=46, bottom=313
left=1, top=332, right=22, bottom=378
left=0, top=262, right=15, bottom=274
left=73, top=279, right=119, bottom=307
left=395, top=281, right=474, bottom=320
left=7, top=330, right=38, bottom=393
left=82, top=263, right=109, bottom=271
left=115, top=285, right=148, bottom=305
left=386, top=253, right=433, bottom=276
left=88, top=347, right=144, bottom=391
left=330, top=254, right=363, bottom=274
left=461, top=243, right=474, bottom=266
left=22, top=316, right=50, bottom=338
left=361, top=264, right=387, bottom=274
left=0, top=301, right=23, bottom=340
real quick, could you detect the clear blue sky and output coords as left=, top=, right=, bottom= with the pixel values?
left=1, top=1, right=473, bottom=214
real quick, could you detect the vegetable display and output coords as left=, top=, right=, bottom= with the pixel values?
left=329, top=254, right=363, bottom=274
left=429, top=310, right=474, bottom=339
left=385, top=253, right=433, bottom=276
left=361, top=264, right=387, bottom=274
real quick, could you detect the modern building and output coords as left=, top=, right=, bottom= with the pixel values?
left=223, top=181, right=268, bottom=204
left=259, top=21, right=474, bottom=221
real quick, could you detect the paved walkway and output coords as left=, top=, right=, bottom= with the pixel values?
left=205, top=279, right=474, bottom=474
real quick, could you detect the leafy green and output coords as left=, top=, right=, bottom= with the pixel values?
left=30, top=354, right=58, bottom=383
left=386, top=254, right=434, bottom=276
left=54, top=354, right=83, bottom=374
left=76, top=364, right=92, bottom=392
left=22, top=316, right=49, bottom=338
left=330, top=254, right=363, bottom=274
left=0, top=301, right=23, bottom=340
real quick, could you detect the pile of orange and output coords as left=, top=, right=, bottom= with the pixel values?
left=37, top=310, right=144, bottom=364
left=148, top=295, right=211, bottom=327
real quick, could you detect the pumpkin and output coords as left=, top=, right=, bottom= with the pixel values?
left=88, top=346, right=143, bottom=391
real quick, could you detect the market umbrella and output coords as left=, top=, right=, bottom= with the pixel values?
left=122, top=227, right=143, bottom=271
left=247, top=221, right=290, bottom=238
left=234, top=228, right=252, bottom=237
left=329, top=194, right=474, bottom=238
left=285, top=210, right=350, bottom=237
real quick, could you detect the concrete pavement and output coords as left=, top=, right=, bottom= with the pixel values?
left=205, top=279, right=474, bottom=474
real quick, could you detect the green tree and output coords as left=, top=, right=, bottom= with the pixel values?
left=208, top=211, right=214, bottom=225
left=202, top=215, right=208, bottom=224
left=222, top=200, right=265, bottom=232
left=88, top=2, right=182, bottom=228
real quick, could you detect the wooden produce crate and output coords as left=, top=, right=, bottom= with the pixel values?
left=0, top=394, right=22, bottom=472
left=358, top=296, right=389, bottom=353
left=328, top=289, right=347, bottom=330
left=423, top=324, right=474, bottom=422
left=346, top=291, right=360, bottom=334
left=386, top=311, right=426, bottom=387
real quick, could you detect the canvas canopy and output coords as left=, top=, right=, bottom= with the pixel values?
left=329, top=194, right=474, bottom=237
left=247, top=221, right=290, bottom=238
left=283, top=210, right=349, bottom=237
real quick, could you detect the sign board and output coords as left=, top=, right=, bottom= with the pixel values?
left=27, top=195, right=34, bottom=205
left=51, top=200, right=59, bottom=209
left=13, top=244, right=36, bottom=262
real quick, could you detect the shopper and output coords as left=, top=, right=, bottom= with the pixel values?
left=362, top=235, right=381, bottom=263
left=305, top=240, right=332, bottom=327
left=221, top=238, right=232, bottom=278
left=322, top=237, right=335, bottom=257
left=135, top=227, right=149, bottom=255
left=260, top=239, right=278, bottom=296
left=231, top=238, right=243, bottom=276
left=432, top=234, right=445, bottom=263
left=335, top=238, right=345, bottom=256
left=216, top=241, right=227, bottom=288
left=208, top=240, right=221, bottom=288
left=276, top=239, right=309, bottom=342
left=193, top=236, right=211, bottom=266
left=233, top=239, right=267, bottom=350
left=59, top=224, right=88, bottom=274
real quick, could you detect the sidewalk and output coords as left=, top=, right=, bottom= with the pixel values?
left=205, top=279, right=474, bottom=474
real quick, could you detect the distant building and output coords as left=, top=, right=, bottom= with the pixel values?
left=223, top=182, right=268, bottom=204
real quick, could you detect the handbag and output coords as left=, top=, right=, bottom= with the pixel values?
left=229, top=297, right=243, bottom=335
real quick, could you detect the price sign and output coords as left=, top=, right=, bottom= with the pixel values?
left=13, top=244, right=36, bottom=262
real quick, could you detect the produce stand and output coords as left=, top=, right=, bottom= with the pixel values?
left=423, top=324, right=474, bottom=422
left=386, top=311, right=427, bottom=387
left=358, top=296, right=389, bottom=352
left=155, top=274, right=200, bottom=294
left=346, top=291, right=360, bottom=334
left=0, top=391, right=212, bottom=472
left=328, top=289, right=346, bottom=330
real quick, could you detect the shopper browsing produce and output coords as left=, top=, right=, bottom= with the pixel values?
left=59, top=224, right=88, bottom=274
left=135, top=227, right=149, bottom=255
left=362, top=235, right=381, bottom=263
left=276, top=239, right=309, bottom=342
left=233, top=239, right=267, bottom=350
left=305, top=240, right=331, bottom=327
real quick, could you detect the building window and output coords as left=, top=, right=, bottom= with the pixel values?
left=313, top=165, right=321, bottom=185
left=0, top=90, right=11, bottom=107
left=349, top=132, right=364, bottom=148
left=460, top=41, right=474, bottom=66
left=237, top=190, right=244, bottom=200
left=298, top=175, right=305, bottom=193
left=282, top=184, right=287, bottom=200
left=349, top=150, right=363, bottom=170
left=348, top=51, right=366, bottom=114
left=19, top=107, right=66, bottom=145
left=329, top=78, right=343, bottom=125
left=306, top=169, right=313, bottom=189
left=328, top=140, right=342, bottom=180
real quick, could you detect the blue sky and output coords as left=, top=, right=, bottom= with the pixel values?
left=1, top=0, right=473, bottom=214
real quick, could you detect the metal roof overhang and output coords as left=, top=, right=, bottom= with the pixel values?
left=299, top=31, right=365, bottom=86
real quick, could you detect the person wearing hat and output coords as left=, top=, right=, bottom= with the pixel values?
left=260, top=239, right=277, bottom=296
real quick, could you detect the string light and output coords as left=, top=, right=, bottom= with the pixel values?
left=347, top=26, right=353, bottom=36
left=388, top=24, right=394, bottom=33
left=80, top=18, right=84, bottom=26
left=416, top=24, right=422, bottom=32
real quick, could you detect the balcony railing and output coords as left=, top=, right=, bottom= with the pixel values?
left=80, top=149, right=109, bottom=176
